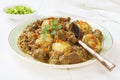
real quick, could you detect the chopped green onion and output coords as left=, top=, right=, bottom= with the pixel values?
left=5, top=5, right=35, bottom=14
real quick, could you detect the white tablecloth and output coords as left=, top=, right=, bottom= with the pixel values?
left=0, top=0, right=120, bottom=80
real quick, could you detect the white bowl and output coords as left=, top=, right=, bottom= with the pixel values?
left=3, top=4, right=37, bottom=20
left=8, top=17, right=113, bottom=69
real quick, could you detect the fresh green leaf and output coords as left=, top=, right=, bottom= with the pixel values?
left=41, top=19, right=63, bottom=39
left=52, top=19, right=58, bottom=25
left=51, top=30, right=56, bottom=35
left=41, top=25, right=50, bottom=40
left=56, top=25, right=62, bottom=30
left=51, top=25, right=56, bottom=30
left=41, top=25, right=50, bottom=34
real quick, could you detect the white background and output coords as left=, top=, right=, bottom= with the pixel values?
left=0, top=0, right=120, bottom=80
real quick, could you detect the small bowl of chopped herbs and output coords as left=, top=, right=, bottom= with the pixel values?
left=3, top=4, right=37, bottom=20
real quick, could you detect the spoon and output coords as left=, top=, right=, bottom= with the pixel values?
left=71, top=23, right=115, bottom=71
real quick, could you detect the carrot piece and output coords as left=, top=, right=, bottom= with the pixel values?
left=91, top=43, right=96, bottom=48
left=42, top=48, right=48, bottom=52
left=79, top=20, right=84, bottom=25
left=56, top=39, right=62, bottom=43
left=65, top=33, right=69, bottom=38
left=35, top=43, right=40, bottom=47
left=90, top=35, right=95, bottom=39
left=32, top=33, right=37, bottom=37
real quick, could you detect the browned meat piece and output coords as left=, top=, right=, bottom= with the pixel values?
left=59, top=51, right=81, bottom=64
left=56, top=29, right=67, bottom=41
left=72, top=46, right=92, bottom=61
left=32, top=49, right=48, bottom=63
left=66, top=31, right=77, bottom=44
left=18, top=41, right=31, bottom=53
left=36, top=19, right=43, bottom=27
left=63, top=22, right=72, bottom=31
left=25, top=25, right=35, bottom=32
left=18, top=34, right=31, bottom=53
left=93, top=29, right=103, bottom=42
left=58, top=17, right=71, bottom=23
left=54, top=30, right=77, bottom=44
left=35, top=28, right=41, bottom=36
left=31, top=20, right=43, bottom=28
left=49, top=51, right=62, bottom=64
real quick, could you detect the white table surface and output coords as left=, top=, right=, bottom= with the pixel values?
left=0, top=0, right=120, bottom=80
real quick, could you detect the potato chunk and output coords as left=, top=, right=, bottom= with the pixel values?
left=35, top=33, right=53, bottom=48
left=52, top=41, right=72, bottom=54
left=41, top=20, right=51, bottom=30
left=82, top=34, right=102, bottom=52
left=75, top=20, right=92, bottom=35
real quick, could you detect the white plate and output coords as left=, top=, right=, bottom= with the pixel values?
left=8, top=17, right=113, bottom=68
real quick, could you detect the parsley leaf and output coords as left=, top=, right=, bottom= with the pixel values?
left=51, top=30, right=56, bottom=35
left=41, top=18, right=63, bottom=39
left=52, top=19, right=58, bottom=25
left=41, top=25, right=50, bottom=34
left=56, top=25, right=62, bottom=30
left=41, top=25, right=50, bottom=39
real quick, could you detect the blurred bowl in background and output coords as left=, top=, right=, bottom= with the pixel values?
left=3, top=4, right=37, bottom=21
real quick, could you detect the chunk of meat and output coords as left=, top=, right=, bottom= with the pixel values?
left=58, top=17, right=71, bottom=24
left=32, top=49, right=48, bottom=62
left=56, top=29, right=67, bottom=41
left=54, top=30, right=77, bottom=44
left=64, top=22, right=72, bottom=31
left=93, top=29, right=103, bottom=42
left=59, top=51, right=81, bottom=64
left=66, top=31, right=77, bottom=44
left=72, top=46, right=92, bottom=61
left=49, top=51, right=62, bottom=64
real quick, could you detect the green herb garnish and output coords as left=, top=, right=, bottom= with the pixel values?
left=41, top=25, right=50, bottom=39
left=50, top=19, right=62, bottom=34
left=41, top=18, right=62, bottom=39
